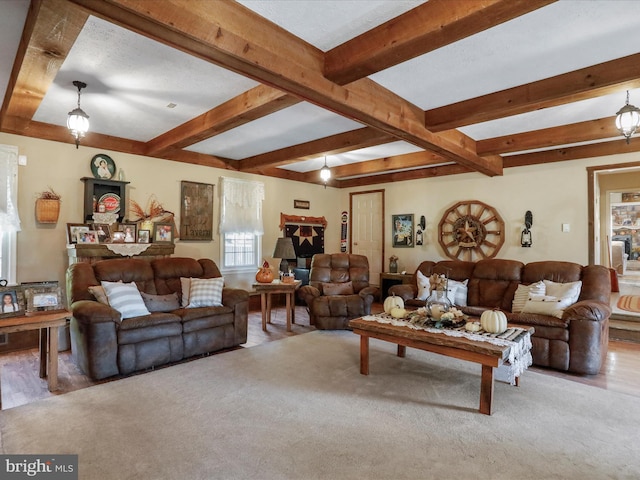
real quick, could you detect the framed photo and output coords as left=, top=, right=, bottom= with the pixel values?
left=76, top=230, right=99, bottom=244
left=93, top=224, right=111, bottom=243
left=22, top=282, right=66, bottom=315
left=153, top=222, right=174, bottom=244
left=392, top=214, right=414, bottom=248
left=111, top=231, right=125, bottom=243
left=90, top=153, right=116, bottom=180
left=138, top=229, right=150, bottom=243
left=294, top=199, right=310, bottom=209
left=180, top=181, right=214, bottom=241
left=67, top=223, right=89, bottom=244
left=0, top=286, right=25, bottom=318
left=118, top=223, right=137, bottom=243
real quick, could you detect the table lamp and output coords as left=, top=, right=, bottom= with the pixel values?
left=273, top=237, right=296, bottom=274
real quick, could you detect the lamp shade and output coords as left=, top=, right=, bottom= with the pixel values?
left=273, top=237, right=296, bottom=260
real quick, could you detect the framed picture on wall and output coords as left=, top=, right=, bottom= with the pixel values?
left=392, top=214, right=414, bottom=248
left=180, top=181, right=214, bottom=241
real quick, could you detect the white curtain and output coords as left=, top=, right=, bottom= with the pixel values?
left=0, top=144, right=21, bottom=232
left=219, top=177, right=264, bottom=234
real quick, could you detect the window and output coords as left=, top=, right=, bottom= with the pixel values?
left=0, top=145, right=21, bottom=284
left=219, top=177, right=264, bottom=271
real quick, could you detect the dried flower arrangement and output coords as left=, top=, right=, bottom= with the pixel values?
left=389, top=255, right=399, bottom=262
left=36, top=186, right=61, bottom=201
left=129, top=195, right=168, bottom=221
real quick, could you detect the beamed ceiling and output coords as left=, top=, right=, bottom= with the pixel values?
left=2, top=0, right=640, bottom=188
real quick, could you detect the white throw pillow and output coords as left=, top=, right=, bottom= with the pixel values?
left=187, top=277, right=224, bottom=308
left=101, top=281, right=150, bottom=320
left=416, top=270, right=430, bottom=301
left=448, top=279, right=468, bottom=307
left=543, top=279, right=582, bottom=304
left=180, top=277, right=193, bottom=307
left=522, top=293, right=576, bottom=319
left=512, top=281, right=546, bottom=313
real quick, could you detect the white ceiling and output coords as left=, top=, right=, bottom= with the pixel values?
left=2, top=0, right=640, bottom=180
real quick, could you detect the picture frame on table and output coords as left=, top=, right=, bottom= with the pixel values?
left=153, top=222, right=174, bottom=244
left=93, top=224, right=111, bottom=243
left=138, top=229, right=150, bottom=244
left=76, top=230, right=99, bottom=244
left=392, top=214, right=414, bottom=248
left=118, top=223, right=137, bottom=243
left=21, top=281, right=66, bottom=315
left=67, top=223, right=89, bottom=244
left=111, top=232, right=125, bottom=243
left=0, top=286, right=25, bottom=318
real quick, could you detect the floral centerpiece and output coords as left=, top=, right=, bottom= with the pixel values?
left=129, top=195, right=176, bottom=236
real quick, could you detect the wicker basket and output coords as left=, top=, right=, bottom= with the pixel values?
left=35, top=198, right=60, bottom=223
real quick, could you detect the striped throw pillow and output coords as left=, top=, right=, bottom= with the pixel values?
left=511, top=281, right=545, bottom=313
left=187, top=277, right=224, bottom=308
left=101, top=281, right=151, bottom=320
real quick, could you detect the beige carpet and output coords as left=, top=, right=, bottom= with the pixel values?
left=0, top=331, right=638, bottom=479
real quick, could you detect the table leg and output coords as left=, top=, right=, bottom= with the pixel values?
left=479, top=364, right=494, bottom=415
left=397, top=345, right=406, bottom=358
left=39, top=327, right=48, bottom=378
left=48, top=326, right=59, bottom=392
left=292, top=292, right=296, bottom=325
left=266, top=293, right=272, bottom=324
left=360, top=335, right=369, bottom=375
left=261, top=293, right=268, bottom=331
left=285, top=292, right=292, bottom=332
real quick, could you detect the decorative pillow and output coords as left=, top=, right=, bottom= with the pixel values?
left=416, top=271, right=430, bottom=301
left=101, top=281, right=150, bottom=320
left=512, top=281, right=546, bottom=313
left=187, top=277, right=224, bottom=308
left=448, top=279, right=468, bottom=307
left=88, top=285, right=110, bottom=305
left=140, top=292, right=180, bottom=313
left=522, top=293, right=576, bottom=319
left=180, top=277, right=193, bottom=307
left=543, top=280, right=582, bottom=305
left=322, top=281, right=354, bottom=296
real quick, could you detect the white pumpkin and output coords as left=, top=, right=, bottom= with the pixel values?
left=390, top=307, right=407, bottom=319
left=480, top=310, right=508, bottom=334
left=383, top=294, right=404, bottom=314
left=465, top=321, right=482, bottom=333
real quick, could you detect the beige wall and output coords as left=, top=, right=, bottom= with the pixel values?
left=2, top=132, right=638, bottom=290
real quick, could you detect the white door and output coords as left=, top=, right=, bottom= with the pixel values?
left=350, top=190, right=384, bottom=287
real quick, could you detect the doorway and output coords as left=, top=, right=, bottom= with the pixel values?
left=350, top=190, right=384, bottom=287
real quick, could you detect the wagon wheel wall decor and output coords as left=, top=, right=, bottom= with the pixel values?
left=438, top=200, right=505, bottom=261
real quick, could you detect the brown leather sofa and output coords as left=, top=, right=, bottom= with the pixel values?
left=389, top=259, right=611, bottom=375
left=67, top=257, right=248, bottom=380
left=298, top=253, right=379, bottom=330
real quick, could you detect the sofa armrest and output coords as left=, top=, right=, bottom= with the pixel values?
left=71, top=300, right=121, bottom=324
left=222, top=288, right=249, bottom=309
left=563, top=300, right=611, bottom=323
left=359, top=285, right=379, bottom=301
left=298, top=285, right=320, bottom=306
left=388, top=284, right=417, bottom=302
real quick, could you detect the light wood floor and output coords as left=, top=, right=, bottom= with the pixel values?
left=0, top=304, right=639, bottom=410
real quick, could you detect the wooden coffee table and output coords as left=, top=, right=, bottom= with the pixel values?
left=349, top=317, right=533, bottom=415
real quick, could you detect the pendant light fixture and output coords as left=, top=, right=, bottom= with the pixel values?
left=615, top=90, right=640, bottom=144
left=319, top=156, right=331, bottom=188
left=67, top=80, right=90, bottom=149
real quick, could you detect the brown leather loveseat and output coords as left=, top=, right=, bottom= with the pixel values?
left=389, top=259, right=611, bottom=375
left=67, top=257, right=248, bottom=380
left=298, top=253, right=379, bottom=329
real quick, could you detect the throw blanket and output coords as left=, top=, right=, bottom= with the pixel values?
left=361, top=313, right=533, bottom=385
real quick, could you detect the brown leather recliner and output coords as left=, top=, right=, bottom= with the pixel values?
left=298, top=253, right=379, bottom=330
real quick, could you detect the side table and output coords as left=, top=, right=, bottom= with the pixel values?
left=253, top=280, right=302, bottom=332
left=380, top=272, right=413, bottom=299
left=0, top=310, right=70, bottom=409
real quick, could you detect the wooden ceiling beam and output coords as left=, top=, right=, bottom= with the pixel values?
left=477, top=117, right=620, bottom=156
left=329, top=151, right=453, bottom=179
left=335, top=164, right=473, bottom=189
left=240, top=127, right=396, bottom=172
left=145, top=85, right=298, bottom=156
left=71, top=0, right=500, bottom=176
left=325, top=0, right=557, bottom=84
left=426, top=53, right=640, bottom=132
left=0, top=0, right=88, bottom=132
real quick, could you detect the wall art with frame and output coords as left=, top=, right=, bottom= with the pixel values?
left=392, top=214, right=414, bottom=248
left=180, top=181, right=214, bottom=241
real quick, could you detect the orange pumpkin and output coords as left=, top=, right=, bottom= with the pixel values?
left=255, top=261, right=274, bottom=283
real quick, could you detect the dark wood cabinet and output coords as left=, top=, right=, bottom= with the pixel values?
left=81, top=177, right=129, bottom=222
left=379, top=272, right=413, bottom=299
